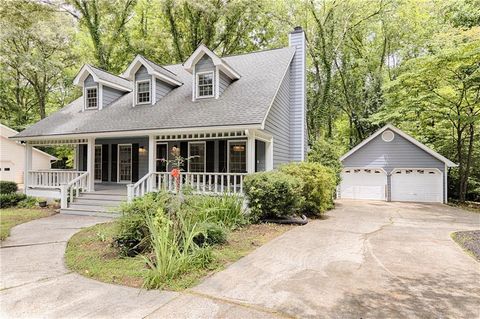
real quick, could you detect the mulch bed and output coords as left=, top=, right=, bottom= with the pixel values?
left=452, top=230, right=480, bottom=261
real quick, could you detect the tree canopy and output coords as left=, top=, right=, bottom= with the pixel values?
left=0, top=0, right=478, bottom=201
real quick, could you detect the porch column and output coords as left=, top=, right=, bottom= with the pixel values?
left=246, top=130, right=256, bottom=173
left=266, top=138, right=274, bottom=171
left=148, top=135, right=156, bottom=191
left=86, top=137, right=95, bottom=191
left=23, top=142, right=32, bottom=194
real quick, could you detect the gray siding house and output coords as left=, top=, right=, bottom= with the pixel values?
left=12, top=27, right=307, bottom=214
left=339, top=124, right=457, bottom=203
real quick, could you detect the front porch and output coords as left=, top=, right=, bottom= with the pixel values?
left=23, top=129, right=273, bottom=210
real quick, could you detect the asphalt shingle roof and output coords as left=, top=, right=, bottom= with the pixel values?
left=88, top=65, right=133, bottom=90
left=140, top=56, right=183, bottom=84
left=15, top=47, right=295, bottom=138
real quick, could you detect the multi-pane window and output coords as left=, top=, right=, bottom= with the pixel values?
left=94, top=145, right=102, bottom=181
left=188, top=142, right=205, bottom=172
left=229, top=141, right=247, bottom=173
left=156, top=143, right=168, bottom=172
left=119, top=144, right=132, bottom=182
left=197, top=72, right=214, bottom=97
left=86, top=87, right=98, bottom=109
left=137, top=80, right=151, bottom=104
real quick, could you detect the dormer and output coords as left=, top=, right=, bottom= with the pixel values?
left=122, top=55, right=183, bottom=107
left=73, top=64, right=132, bottom=111
left=183, top=44, right=240, bottom=101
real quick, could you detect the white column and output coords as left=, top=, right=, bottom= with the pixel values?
left=86, top=138, right=95, bottom=191
left=246, top=130, right=256, bottom=173
left=24, top=142, right=33, bottom=194
left=266, top=138, right=274, bottom=171
left=148, top=135, right=156, bottom=191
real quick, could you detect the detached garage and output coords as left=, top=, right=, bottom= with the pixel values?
left=338, top=124, right=457, bottom=203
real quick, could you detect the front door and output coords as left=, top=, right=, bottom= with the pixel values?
left=118, top=144, right=132, bottom=183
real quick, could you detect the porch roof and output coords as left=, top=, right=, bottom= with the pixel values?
left=14, top=47, right=295, bottom=140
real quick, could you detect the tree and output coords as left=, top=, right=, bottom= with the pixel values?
left=0, top=0, right=76, bottom=120
left=377, top=28, right=480, bottom=201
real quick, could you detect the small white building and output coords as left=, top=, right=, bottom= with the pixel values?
left=0, top=124, right=57, bottom=185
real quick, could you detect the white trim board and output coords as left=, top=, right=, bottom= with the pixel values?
left=339, top=124, right=457, bottom=167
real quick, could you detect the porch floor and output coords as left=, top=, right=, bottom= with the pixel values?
left=93, top=183, right=127, bottom=195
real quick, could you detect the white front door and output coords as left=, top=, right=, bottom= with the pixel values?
left=340, top=168, right=387, bottom=201
left=391, top=169, right=443, bottom=203
left=118, top=144, right=132, bottom=183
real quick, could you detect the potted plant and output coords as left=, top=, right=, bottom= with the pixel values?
left=38, top=198, right=47, bottom=208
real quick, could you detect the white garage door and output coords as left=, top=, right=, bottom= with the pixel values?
left=391, top=169, right=443, bottom=203
left=340, top=168, right=387, bottom=200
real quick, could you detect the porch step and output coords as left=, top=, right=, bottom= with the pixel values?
left=60, top=207, right=120, bottom=218
left=67, top=204, right=121, bottom=212
left=78, top=192, right=127, bottom=201
left=73, top=197, right=124, bottom=207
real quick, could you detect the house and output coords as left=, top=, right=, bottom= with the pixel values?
left=338, top=124, right=457, bottom=203
left=11, top=27, right=306, bottom=213
left=1, top=124, right=57, bottom=185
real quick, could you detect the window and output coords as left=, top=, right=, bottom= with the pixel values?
left=136, top=80, right=151, bottom=104
left=85, top=87, right=98, bottom=109
left=196, top=71, right=214, bottom=98
left=4, top=168, right=10, bottom=171
left=228, top=141, right=247, bottom=173
left=94, top=145, right=102, bottom=181
left=188, top=142, right=206, bottom=172
left=156, top=143, right=168, bottom=172
left=382, top=130, right=395, bottom=142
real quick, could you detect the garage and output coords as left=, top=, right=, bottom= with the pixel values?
left=340, top=168, right=386, bottom=200
left=339, top=124, right=457, bottom=203
left=391, top=169, right=443, bottom=203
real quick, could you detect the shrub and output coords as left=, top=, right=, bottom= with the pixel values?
left=114, top=191, right=171, bottom=256
left=244, top=171, right=303, bottom=221
left=194, top=222, right=228, bottom=246
left=184, top=194, right=246, bottom=230
left=280, top=162, right=336, bottom=216
left=0, top=193, right=27, bottom=208
left=307, top=138, right=342, bottom=184
left=17, top=196, right=38, bottom=208
left=0, top=181, right=18, bottom=195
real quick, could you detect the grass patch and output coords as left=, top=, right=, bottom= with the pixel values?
left=0, top=207, right=56, bottom=240
left=65, top=221, right=293, bottom=290
left=448, top=200, right=480, bottom=213
left=451, top=230, right=480, bottom=261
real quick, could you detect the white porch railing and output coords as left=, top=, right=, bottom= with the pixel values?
left=60, top=172, right=89, bottom=209
left=28, top=170, right=86, bottom=188
left=127, top=172, right=247, bottom=202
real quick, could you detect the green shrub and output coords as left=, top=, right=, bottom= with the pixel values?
left=244, top=171, right=303, bottom=221
left=184, top=194, right=246, bottom=229
left=17, top=196, right=38, bottom=208
left=280, top=162, right=336, bottom=216
left=0, top=193, right=27, bottom=208
left=0, top=181, right=18, bottom=194
left=114, top=191, right=171, bottom=256
left=307, top=138, right=342, bottom=184
left=194, top=222, right=228, bottom=246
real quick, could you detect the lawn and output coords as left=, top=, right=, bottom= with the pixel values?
left=65, top=221, right=293, bottom=290
left=0, top=208, right=57, bottom=240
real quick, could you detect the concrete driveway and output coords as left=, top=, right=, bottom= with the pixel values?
left=1, top=201, right=479, bottom=318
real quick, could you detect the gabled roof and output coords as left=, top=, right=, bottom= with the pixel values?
left=183, top=44, right=241, bottom=80
left=122, top=55, right=183, bottom=86
left=73, top=64, right=132, bottom=91
left=340, top=124, right=457, bottom=167
left=1, top=124, right=57, bottom=160
left=13, top=47, right=295, bottom=139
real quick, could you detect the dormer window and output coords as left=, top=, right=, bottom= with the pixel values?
left=196, top=71, right=214, bottom=98
left=136, top=79, right=151, bottom=104
left=85, top=87, right=98, bottom=109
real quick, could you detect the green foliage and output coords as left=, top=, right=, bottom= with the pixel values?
left=17, top=196, right=38, bottom=208
left=0, top=181, right=18, bottom=194
left=307, top=138, right=343, bottom=184
left=194, top=222, right=228, bottom=246
left=244, top=171, right=303, bottom=221
left=0, top=193, right=27, bottom=208
left=280, top=162, right=336, bottom=216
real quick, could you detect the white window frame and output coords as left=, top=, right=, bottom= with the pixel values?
left=84, top=86, right=98, bottom=110
left=94, top=145, right=102, bottom=182
left=155, top=142, right=169, bottom=173
left=227, top=140, right=247, bottom=173
left=188, top=141, right=206, bottom=172
left=136, top=79, right=151, bottom=105
left=117, top=143, right=133, bottom=183
left=195, top=71, right=215, bottom=99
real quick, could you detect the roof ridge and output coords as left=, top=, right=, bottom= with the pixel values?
left=139, top=55, right=179, bottom=77
left=88, top=64, right=131, bottom=83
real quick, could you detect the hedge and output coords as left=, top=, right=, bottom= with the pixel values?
left=0, top=181, right=18, bottom=195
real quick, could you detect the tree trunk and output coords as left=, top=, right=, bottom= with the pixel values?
left=459, top=122, right=475, bottom=202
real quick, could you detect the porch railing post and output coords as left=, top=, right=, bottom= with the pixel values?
left=127, top=184, right=134, bottom=203
left=60, top=183, right=68, bottom=209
